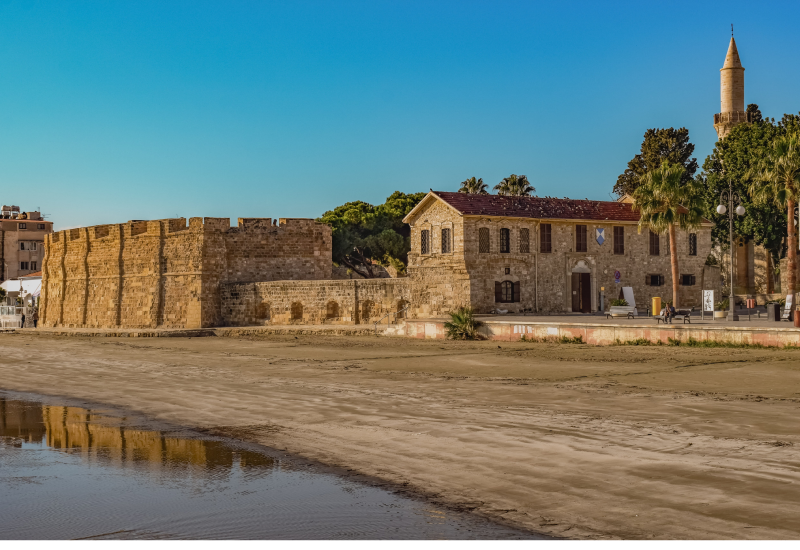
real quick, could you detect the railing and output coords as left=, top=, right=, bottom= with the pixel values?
left=373, top=304, right=410, bottom=334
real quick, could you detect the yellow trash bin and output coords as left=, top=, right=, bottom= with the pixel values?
left=652, top=297, right=662, bottom=317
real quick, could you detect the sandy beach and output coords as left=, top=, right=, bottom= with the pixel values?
left=2, top=333, right=799, bottom=539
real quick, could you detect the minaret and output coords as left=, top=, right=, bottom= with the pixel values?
left=714, top=35, right=749, bottom=139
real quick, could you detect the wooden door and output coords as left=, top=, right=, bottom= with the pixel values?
left=580, top=273, right=591, bottom=313
left=571, top=273, right=580, bottom=312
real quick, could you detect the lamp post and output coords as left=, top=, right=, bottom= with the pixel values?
left=717, top=176, right=746, bottom=321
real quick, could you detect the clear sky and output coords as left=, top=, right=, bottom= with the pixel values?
left=1, top=0, right=799, bottom=230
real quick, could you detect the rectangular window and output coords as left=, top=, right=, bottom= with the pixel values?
left=441, top=228, right=451, bottom=253
left=31, top=242, right=36, bottom=251
left=37, top=223, right=45, bottom=230
left=613, top=226, right=624, bottom=255
left=479, top=227, right=490, bottom=253
left=19, top=223, right=26, bottom=230
left=575, top=225, right=587, bottom=252
left=20, top=262, right=29, bottom=270
left=649, top=231, right=660, bottom=256
left=540, top=224, right=552, bottom=253
left=689, top=233, right=697, bottom=256
left=500, top=228, right=510, bottom=253
left=19, top=242, right=25, bottom=251
left=680, top=274, right=696, bottom=286
left=31, top=261, right=37, bottom=271
left=420, top=229, right=429, bottom=254
left=645, top=274, right=665, bottom=286
left=519, top=228, right=530, bottom=253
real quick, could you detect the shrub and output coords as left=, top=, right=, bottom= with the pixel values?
left=610, top=299, right=629, bottom=307
left=715, top=299, right=729, bottom=311
left=444, top=307, right=481, bottom=340
left=558, top=335, right=584, bottom=344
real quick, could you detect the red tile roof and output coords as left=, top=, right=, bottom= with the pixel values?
left=433, top=191, right=643, bottom=222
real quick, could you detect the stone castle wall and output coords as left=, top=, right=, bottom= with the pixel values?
left=221, top=279, right=411, bottom=326
left=41, top=217, right=331, bottom=329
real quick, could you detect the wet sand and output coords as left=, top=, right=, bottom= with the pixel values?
left=1, top=333, right=799, bottom=539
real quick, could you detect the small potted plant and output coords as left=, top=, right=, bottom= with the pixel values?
left=714, top=299, right=728, bottom=320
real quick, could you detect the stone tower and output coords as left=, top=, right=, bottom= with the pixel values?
left=713, top=36, right=750, bottom=139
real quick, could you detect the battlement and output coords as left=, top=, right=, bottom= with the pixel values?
left=40, top=214, right=333, bottom=329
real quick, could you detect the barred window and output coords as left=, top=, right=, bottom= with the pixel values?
left=689, top=233, right=697, bottom=256
left=540, top=224, right=552, bottom=253
left=576, top=225, right=587, bottom=252
left=519, top=228, right=530, bottom=253
left=441, top=228, right=451, bottom=253
left=649, top=231, right=660, bottom=256
left=420, top=229, right=430, bottom=254
left=479, top=227, right=490, bottom=253
left=613, top=226, right=624, bottom=255
left=500, top=228, right=510, bottom=253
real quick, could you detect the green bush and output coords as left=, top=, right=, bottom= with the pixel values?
left=715, top=299, right=729, bottom=311
left=610, top=299, right=629, bottom=307
left=444, top=307, right=482, bottom=340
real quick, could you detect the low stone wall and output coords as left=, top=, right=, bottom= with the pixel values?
left=405, top=318, right=800, bottom=347
left=221, top=279, right=412, bottom=326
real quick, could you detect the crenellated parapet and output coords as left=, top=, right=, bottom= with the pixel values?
left=41, top=216, right=332, bottom=329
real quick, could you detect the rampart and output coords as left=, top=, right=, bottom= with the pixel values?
left=40, top=217, right=332, bottom=329
left=221, top=279, right=412, bottom=326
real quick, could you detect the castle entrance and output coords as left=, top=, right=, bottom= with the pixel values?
left=571, top=261, right=592, bottom=313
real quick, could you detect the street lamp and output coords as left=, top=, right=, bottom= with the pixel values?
left=717, top=176, right=746, bottom=321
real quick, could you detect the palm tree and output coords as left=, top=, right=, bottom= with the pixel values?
left=749, top=134, right=800, bottom=297
left=632, top=162, right=704, bottom=308
left=458, top=177, right=488, bottom=194
left=494, top=174, right=535, bottom=196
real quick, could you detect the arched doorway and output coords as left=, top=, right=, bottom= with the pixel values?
left=571, top=261, right=591, bottom=313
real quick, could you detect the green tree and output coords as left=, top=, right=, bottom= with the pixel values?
left=317, top=191, right=426, bottom=278
left=698, top=105, right=787, bottom=285
left=632, top=162, right=704, bottom=308
left=748, top=134, right=800, bottom=296
left=458, top=177, right=488, bottom=194
left=615, top=127, right=698, bottom=197
left=494, top=174, right=535, bottom=196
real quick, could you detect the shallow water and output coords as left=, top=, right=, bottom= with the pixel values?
left=0, top=393, right=540, bottom=540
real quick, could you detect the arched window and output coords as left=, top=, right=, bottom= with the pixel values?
left=396, top=300, right=409, bottom=319
left=494, top=280, right=520, bottom=303
left=361, top=300, right=375, bottom=322
left=290, top=302, right=303, bottom=321
left=256, top=302, right=271, bottom=320
left=326, top=301, right=340, bottom=319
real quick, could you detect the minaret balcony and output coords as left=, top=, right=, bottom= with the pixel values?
left=714, top=111, right=752, bottom=124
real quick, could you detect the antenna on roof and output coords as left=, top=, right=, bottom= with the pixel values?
left=731, top=23, right=734, bottom=37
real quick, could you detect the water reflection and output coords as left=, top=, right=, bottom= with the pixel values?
left=0, top=398, right=273, bottom=474
left=0, top=395, right=540, bottom=540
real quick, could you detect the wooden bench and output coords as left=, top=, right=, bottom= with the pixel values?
left=655, top=309, right=692, bottom=324
left=606, top=306, right=635, bottom=319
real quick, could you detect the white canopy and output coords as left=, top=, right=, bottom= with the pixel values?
left=1, top=277, right=41, bottom=297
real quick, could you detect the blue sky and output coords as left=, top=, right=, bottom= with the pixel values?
left=1, top=0, right=799, bottom=230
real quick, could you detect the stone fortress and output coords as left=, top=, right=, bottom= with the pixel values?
left=43, top=37, right=768, bottom=330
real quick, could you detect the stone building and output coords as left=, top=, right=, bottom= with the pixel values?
left=403, top=191, right=719, bottom=313
left=0, top=206, right=53, bottom=281
left=714, top=36, right=751, bottom=140
left=40, top=216, right=332, bottom=329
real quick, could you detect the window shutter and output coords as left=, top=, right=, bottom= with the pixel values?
left=645, top=275, right=651, bottom=285
left=513, top=281, right=521, bottom=303
left=495, top=281, right=502, bottom=303
left=691, top=275, right=696, bottom=285
left=659, top=275, right=665, bottom=286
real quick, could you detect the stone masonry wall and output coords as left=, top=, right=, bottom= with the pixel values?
left=221, top=279, right=411, bottom=326
left=41, top=217, right=331, bottom=329
left=405, top=197, right=717, bottom=314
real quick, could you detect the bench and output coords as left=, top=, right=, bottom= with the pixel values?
left=606, top=306, right=635, bottom=319
left=655, top=309, right=692, bottom=324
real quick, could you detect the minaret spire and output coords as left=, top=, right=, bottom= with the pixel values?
left=713, top=32, right=747, bottom=139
